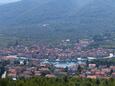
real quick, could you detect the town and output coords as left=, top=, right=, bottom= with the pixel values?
left=0, top=39, right=115, bottom=80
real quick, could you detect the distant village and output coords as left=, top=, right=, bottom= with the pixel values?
left=0, top=39, right=115, bottom=80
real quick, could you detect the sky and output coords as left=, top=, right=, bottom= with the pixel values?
left=0, top=0, right=21, bottom=4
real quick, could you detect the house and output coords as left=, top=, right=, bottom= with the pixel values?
left=7, top=68, right=17, bottom=78
left=87, top=75, right=96, bottom=79
left=34, top=71, right=41, bottom=76
left=45, top=74, right=56, bottom=78
left=112, top=73, right=115, bottom=78
left=89, top=64, right=96, bottom=68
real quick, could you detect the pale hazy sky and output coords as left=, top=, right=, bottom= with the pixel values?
left=0, top=0, right=21, bottom=4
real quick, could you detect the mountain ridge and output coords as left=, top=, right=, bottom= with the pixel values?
left=0, top=0, right=115, bottom=41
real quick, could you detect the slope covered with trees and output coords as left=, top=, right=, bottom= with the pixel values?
left=0, top=0, right=115, bottom=46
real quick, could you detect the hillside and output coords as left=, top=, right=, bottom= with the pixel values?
left=0, top=0, right=115, bottom=42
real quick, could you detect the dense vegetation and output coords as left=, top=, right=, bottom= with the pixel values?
left=0, top=0, right=115, bottom=45
left=0, top=77, right=115, bottom=86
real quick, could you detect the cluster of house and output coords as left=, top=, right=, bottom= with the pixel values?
left=0, top=39, right=112, bottom=61
left=80, top=64, right=115, bottom=79
left=7, top=63, right=64, bottom=78
left=2, top=59, right=115, bottom=79
left=0, top=39, right=115, bottom=79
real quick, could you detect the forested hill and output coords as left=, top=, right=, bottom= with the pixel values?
left=0, top=0, right=115, bottom=41
left=0, top=0, right=94, bottom=26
